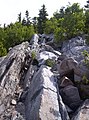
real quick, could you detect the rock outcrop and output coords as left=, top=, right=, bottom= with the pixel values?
left=0, top=42, right=31, bottom=119
left=0, top=34, right=89, bottom=120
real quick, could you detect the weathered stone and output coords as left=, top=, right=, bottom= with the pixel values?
left=25, top=65, right=65, bottom=120
left=74, top=74, right=82, bottom=82
left=57, top=57, right=89, bottom=83
left=72, top=99, right=89, bottom=120
left=57, top=55, right=67, bottom=61
left=58, top=94, right=70, bottom=120
left=11, top=99, right=17, bottom=105
left=58, top=58, right=78, bottom=74
left=15, top=102, right=25, bottom=118
left=0, top=104, right=5, bottom=115
left=61, top=37, right=89, bottom=82
left=59, top=76, right=74, bottom=88
left=0, top=56, right=6, bottom=64
left=37, top=51, right=58, bottom=61
left=60, top=85, right=82, bottom=110
left=11, top=110, right=25, bottom=120
left=1, top=34, right=89, bottom=120
left=0, top=42, right=31, bottom=119
left=65, top=105, right=73, bottom=113
left=41, top=44, right=54, bottom=52
left=62, top=36, right=86, bottom=62
left=30, top=34, right=39, bottom=45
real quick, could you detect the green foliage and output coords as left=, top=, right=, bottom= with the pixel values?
left=18, top=12, right=22, bottom=23
left=44, top=18, right=58, bottom=34
left=82, top=50, right=89, bottom=68
left=81, top=50, right=89, bottom=85
left=0, top=42, right=7, bottom=56
left=4, top=22, right=34, bottom=49
left=31, top=51, right=36, bottom=60
left=54, top=27, right=66, bottom=44
left=32, top=17, right=38, bottom=33
left=53, top=7, right=65, bottom=19
left=53, top=3, right=85, bottom=43
left=82, top=75, right=89, bottom=85
left=25, top=10, right=31, bottom=26
left=1, top=3, right=89, bottom=56
left=37, top=4, right=48, bottom=34
left=45, top=59, right=55, bottom=67
left=82, top=50, right=89, bottom=65
left=84, top=6, right=89, bottom=43
left=0, top=22, right=34, bottom=56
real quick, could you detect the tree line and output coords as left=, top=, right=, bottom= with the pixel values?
left=0, top=1, right=89, bottom=56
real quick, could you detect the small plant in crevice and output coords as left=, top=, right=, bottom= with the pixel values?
left=82, top=50, right=89, bottom=68
left=45, top=59, right=55, bottom=67
left=31, top=50, right=36, bottom=60
left=82, top=75, right=89, bottom=85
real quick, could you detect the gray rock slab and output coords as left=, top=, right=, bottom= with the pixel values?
left=25, top=65, right=62, bottom=120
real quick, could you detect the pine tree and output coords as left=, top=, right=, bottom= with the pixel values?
left=32, top=17, right=37, bottom=33
left=22, top=18, right=26, bottom=26
left=85, top=0, right=89, bottom=33
left=37, top=4, right=48, bottom=34
left=25, top=10, right=31, bottom=26
left=18, top=12, right=21, bottom=23
left=53, top=7, right=65, bottom=19
left=85, top=0, right=89, bottom=8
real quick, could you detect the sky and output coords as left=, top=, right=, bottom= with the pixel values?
left=0, top=0, right=87, bottom=26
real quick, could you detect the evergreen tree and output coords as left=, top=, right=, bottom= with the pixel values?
left=22, top=18, right=26, bottom=26
left=85, top=0, right=89, bottom=8
left=84, top=1, right=89, bottom=33
left=53, top=7, right=65, bottom=19
left=18, top=12, right=22, bottom=23
left=37, top=4, right=48, bottom=34
left=54, top=3, right=85, bottom=43
left=25, top=10, right=31, bottom=26
left=32, top=17, right=37, bottom=33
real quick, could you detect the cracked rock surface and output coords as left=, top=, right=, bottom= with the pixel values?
left=0, top=34, right=89, bottom=120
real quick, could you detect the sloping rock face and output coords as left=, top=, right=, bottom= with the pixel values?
left=25, top=65, right=62, bottom=120
left=58, top=37, right=89, bottom=82
left=0, top=34, right=69, bottom=120
left=0, top=42, right=31, bottom=120
left=0, top=34, right=89, bottom=120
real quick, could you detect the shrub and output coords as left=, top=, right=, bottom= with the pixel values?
left=45, top=59, right=55, bottom=67
left=82, top=75, right=89, bottom=85
left=82, top=50, right=89, bottom=68
left=0, top=42, right=7, bottom=56
left=31, top=50, right=36, bottom=60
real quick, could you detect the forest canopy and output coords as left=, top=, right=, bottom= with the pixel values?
left=0, top=1, right=89, bottom=56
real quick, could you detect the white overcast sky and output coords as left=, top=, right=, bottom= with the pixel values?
left=0, top=0, right=86, bottom=25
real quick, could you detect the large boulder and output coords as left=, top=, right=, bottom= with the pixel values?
left=25, top=65, right=69, bottom=120
left=60, top=85, right=82, bottom=110
left=57, top=57, right=89, bottom=82
left=62, top=36, right=87, bottom=61
left=61, top=36, right=89, bottom=77
left=59, top=76, right=82, bottom=111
